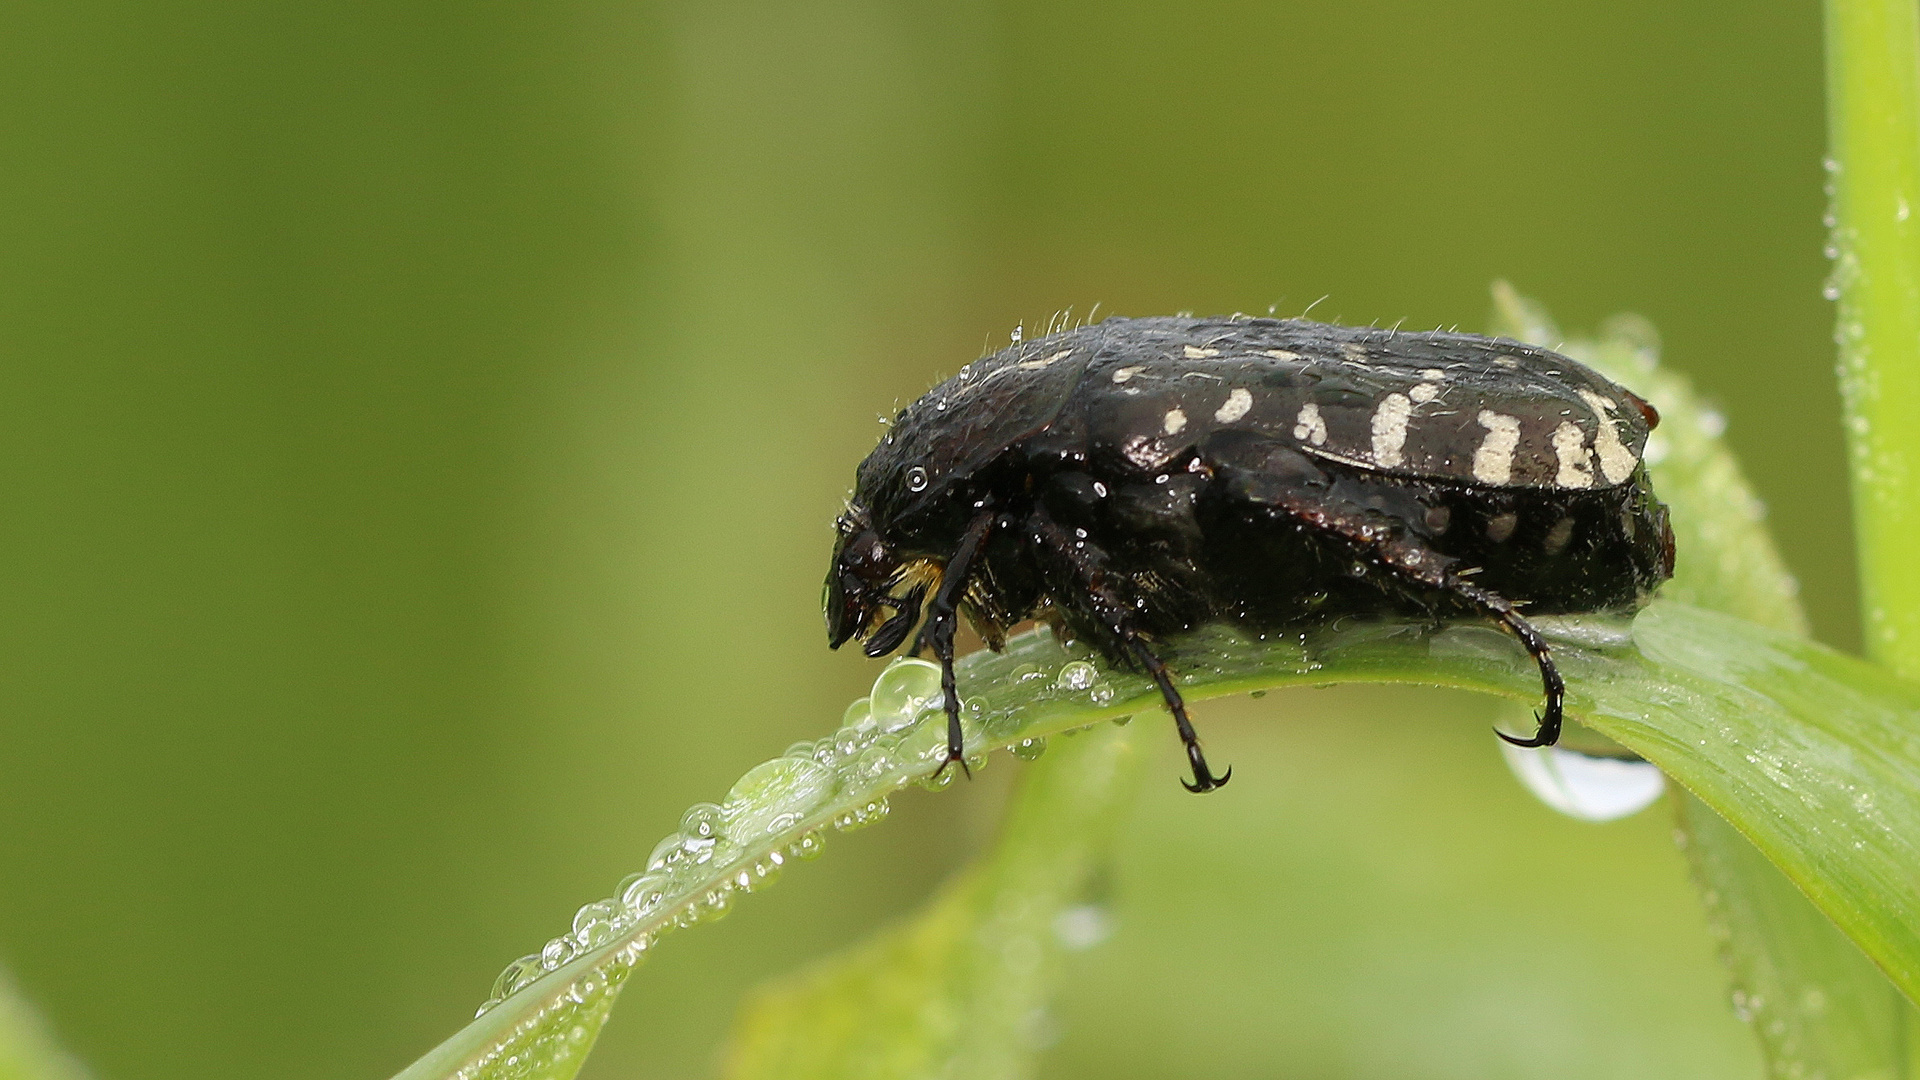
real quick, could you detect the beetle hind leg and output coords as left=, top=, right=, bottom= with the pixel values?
left=1453, top=583, right=1564, bottom=748
left=1257, top=497, right=1566, bottom=750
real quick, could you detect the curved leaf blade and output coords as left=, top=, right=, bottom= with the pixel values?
left=1494, top=282, right=1919, bottom=1076
left=394, top=594, right=1920, bottom=1079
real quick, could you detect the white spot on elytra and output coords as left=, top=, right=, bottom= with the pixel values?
left=1017, top=348, right=1073, bottom=370
left=1263, top=349, right=1304, bottom=361
left=1420, top=368, right=1445, bottom=380
left=1370, top=393, right=1412, bottom=467
left=1577, top=389, right=1638, bottom=484
left=1494, top=355, right=1522, bottom=368
left=1409, top=382, right=1440, bottom=404
left=1553, top=421, right=1594, bottom=488
left=1214, top=388, right=1253, bottom=423
left=1183, top=345, right=1219, bottom=359
left=1473, top=411, right=1521, bottom=485
left=1293, top=402, right=1327, bottom=445
left=1111, top=365, right=1145, bottom=384
left=1342, top=343, right=1369, bottom=362
left=1163, top=408, right=1187, bottom=435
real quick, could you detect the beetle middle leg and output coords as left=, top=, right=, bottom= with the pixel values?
left=1027, top=506, right=1231, bottom=793
left=924, top=509, right=998, bottom=779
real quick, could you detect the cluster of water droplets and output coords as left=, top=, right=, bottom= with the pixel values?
left=469, top=643, right=1132, bottom=1041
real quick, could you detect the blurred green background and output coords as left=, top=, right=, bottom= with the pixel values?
left=0, top=0, right=1838, bottom=1077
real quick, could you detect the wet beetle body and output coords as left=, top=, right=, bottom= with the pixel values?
left=827, top=316, right=1675, bottom=791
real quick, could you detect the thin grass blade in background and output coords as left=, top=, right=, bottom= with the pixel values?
left=1827, top=0, right=1920, bottom=683
left=0, top=969, right=87, bottom=1080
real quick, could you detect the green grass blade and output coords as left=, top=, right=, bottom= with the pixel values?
left=719, top=722, right=1144, bottom=1080
left=1827, top=0, right=1920, bottom=679
left=1494, top=283, right=1915, bottom=1077
left=0, top=968, right=89, bottom=1080
left=391, top=597, right=1920, bottom=1080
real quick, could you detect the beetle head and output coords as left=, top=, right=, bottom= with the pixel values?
left=825, top=506, right=935, bottom=657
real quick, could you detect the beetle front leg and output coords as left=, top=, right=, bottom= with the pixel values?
left=924, top=509, right=997, bottom=779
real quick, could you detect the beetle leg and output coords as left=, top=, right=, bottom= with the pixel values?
left=1450, top=580, right=1564, bottom=748
left=1263, top=500, right=1565, bottom=748
left=1027, top=508, right=1231, bottom=793
left=1361, top=551, right=1563, bottom=748
left=925, top=510, right=997, bottom=779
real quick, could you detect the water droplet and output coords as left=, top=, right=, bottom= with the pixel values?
left=907, top=466, right=930, bottom=492
left=492, top=953, right=544, bottom=999
left=832, top=798, right=891, bottom=832
left=1109, top=713, right=1133, bottom=727
left=618, top=872, right=669, bottom=919
left=723, top=756, right=837, bottom=840
left=746, top=852, right=785, bottom=889
left=1500, top=742, right=1666, bottom=821
left=1055, top=660, right=1099, bottom=692
left=1053, top=904, right=1114, bottom=950
left=853, top=744, right=903, bottom=781
left=1011, top=323, right=1024, bottom=344
left=680, top=803, right=725, bottom=841
left=1011, top=736, right=1048, bottom=761
left=835, top=722, right=876, bottom=759
left=541, top=936, right=577, bottom=971
left=871, top=658, right=942, bottom=730
left=1249, top=689, right=1268, bottom=698
left=809, top=737, right=838, bottom=769
left=677, top=886, right=733, bottom=927
left=647, top=831, right=717, bottom=874
left=1010, top=663, right=1048, bottom=684
left=840, top=697, right=873, bottom=732
left=789, top=829, right=826, bottom=860
left=572, top=901, right=618, bottom=949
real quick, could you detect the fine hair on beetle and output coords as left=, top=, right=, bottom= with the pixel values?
left=826, top=314, right=1674, bottom=792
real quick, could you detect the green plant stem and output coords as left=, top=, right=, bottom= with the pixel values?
left=1828, top=0, right=1920, bottom=680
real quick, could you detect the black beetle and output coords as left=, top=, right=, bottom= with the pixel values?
left=826, top=315, right=1674, bottom=792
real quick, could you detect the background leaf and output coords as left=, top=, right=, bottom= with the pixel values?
left=721, top=723, right=1144, bottom=1080
left=1494, top=284, right=1919, bottom=1079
